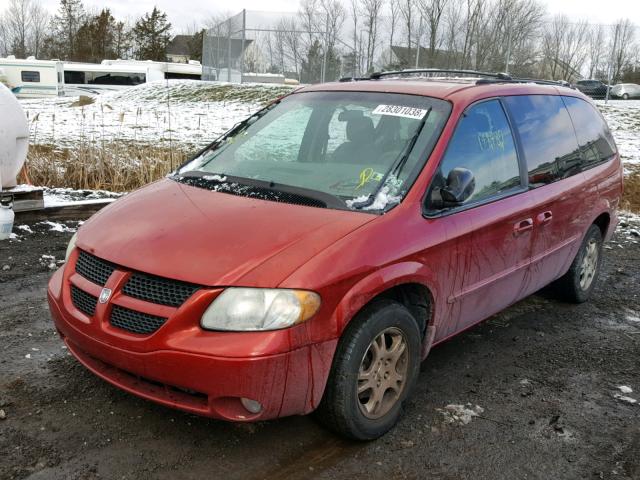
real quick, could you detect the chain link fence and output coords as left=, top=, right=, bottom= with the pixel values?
left=203, top=10, right=336, bottom=84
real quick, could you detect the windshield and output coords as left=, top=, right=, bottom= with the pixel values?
left=173, top=91, right=451, bottom=212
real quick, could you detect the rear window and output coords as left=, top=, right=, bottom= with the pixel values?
left=21, top=71, right=40, bottom=82
left=504, top=95, right=580, bottom=186
left=563, top=96, right=617, bottom=170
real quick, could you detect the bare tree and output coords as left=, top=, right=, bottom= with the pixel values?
left=6, top=0, right=33, bottom=58
left=30, top=0, right=48, bottom=58
left=610, top=18, right=635, bottom=82
left=299, top=0, right=320, bottom=50
left=417, top=0, right=448, bottom=64
left=587, top=24, right=605, bottom=78
left=319, top=0, right=347, bottom=49
left=362, top=0, right=384, bottom=72
left=399, top=0, right=415, bottom=65
left=348, top=0, right=361, bottom=75
left=0, top=14, right=9, bottom=56
left=387, top=0, right=400, bottom=65
left=542, top=14, right=588, bottom=81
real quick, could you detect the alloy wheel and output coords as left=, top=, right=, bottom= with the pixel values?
left=579, top=238, right=599, bottom=290
left=357, top=327, right=409, bottom=419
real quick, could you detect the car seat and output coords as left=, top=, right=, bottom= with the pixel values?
left=332, top=113, right=376, bottom=164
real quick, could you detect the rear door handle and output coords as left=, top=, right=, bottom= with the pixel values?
left=514, top=218, right=534, bottom=235
left=537, top=211, right=553, bottom=225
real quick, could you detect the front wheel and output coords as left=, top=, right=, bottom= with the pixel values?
left=552, top=224, right=603, bottom=303
left=315, top=300, right=421, bottom=440
left=622, top=93, right=630, bottom=100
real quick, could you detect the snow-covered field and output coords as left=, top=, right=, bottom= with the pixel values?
left=18, top=85, right=639, bottom=170
left=20, top=80, right=294, bottom=149
left=595, top=99, right=640, bottom=173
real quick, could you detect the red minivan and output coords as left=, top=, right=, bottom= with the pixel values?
left=48, top=71, right=623, bottom=440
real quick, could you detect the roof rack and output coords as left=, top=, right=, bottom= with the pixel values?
left=345, top=69, right=573, bottom=89
left=476, top=77, right=572, bottom=88
left=367, top=69, right=511, bottom=80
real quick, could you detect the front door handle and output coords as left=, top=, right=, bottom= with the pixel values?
left=537, top=211, right=553, bottom=225
left=514, top=218, right=534, bottom=235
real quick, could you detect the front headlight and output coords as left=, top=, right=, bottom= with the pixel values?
left=65, top=232, right=78, bottom=262
left=201, top=288, right=321, bottom=331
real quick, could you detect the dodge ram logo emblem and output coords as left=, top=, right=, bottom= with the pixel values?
left=99, top=288, right=112, bottom=304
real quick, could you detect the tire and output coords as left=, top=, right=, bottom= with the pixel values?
left=552, top=224, right=603, bottom=303
left=315, top=299, right=421, bottom=440
left=622, top=93, right=629, bottom=100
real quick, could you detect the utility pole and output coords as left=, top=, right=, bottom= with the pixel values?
left=321, top=13, right=329, bottom=83
left=240, top=9, right=246, bottom=84
left=505, top=18, right=512, bottom=75
left=415, top=15, right=423, bottom=69
left=605, top=23, right=620, bottom=104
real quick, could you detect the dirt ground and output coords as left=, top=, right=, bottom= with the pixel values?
left=1, top=218, right=639, bottom=480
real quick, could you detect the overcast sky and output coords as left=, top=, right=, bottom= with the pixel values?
left=39, top=0, right=639, bottom=31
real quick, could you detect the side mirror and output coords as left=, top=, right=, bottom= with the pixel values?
left=440, top=167, right=475, bottom=205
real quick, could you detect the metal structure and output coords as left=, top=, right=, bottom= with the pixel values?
left=202, top=10, right=331, bottom=84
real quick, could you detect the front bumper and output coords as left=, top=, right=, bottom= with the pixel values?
left=47, top=266, right=337, bottom=421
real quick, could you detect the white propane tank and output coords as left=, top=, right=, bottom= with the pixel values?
left=0, top=82, right=29, bottom=189
left=0, top=197, right=15, bottom=240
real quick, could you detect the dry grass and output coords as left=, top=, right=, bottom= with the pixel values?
left=20, top=143, right=188, bottom=192
left=18, top=141, right=640, bottom=212
left=622, top=167, right=640, bottom=213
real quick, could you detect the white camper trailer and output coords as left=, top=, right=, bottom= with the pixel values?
left=101, top=59, right=202, bottom=80
left=63, top=61, right=166, bottom=96
left=0, top=56, right=64, bottom=98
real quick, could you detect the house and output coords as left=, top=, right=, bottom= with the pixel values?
left=166, top=35, right=193, bottom=63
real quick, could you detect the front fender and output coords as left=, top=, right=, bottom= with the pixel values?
left=329, top=261, right=440, bottom=337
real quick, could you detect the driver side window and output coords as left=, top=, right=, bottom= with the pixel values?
left=430, top=99, right=521, bottom=210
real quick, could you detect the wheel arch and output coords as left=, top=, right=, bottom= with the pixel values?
left=330, top=261, right=439, bottom=350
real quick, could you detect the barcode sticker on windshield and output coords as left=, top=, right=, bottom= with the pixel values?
left=372, top=105, right=428, bottom=119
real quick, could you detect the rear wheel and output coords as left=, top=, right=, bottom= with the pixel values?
left=552, top=224, right=603, bottom=303
left=315, top=300, right=421, bottom=440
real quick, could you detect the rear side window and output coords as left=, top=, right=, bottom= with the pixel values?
left=562, top=96, right=617, bottom=170
left=21, top=71, right=40, bottom=82
left=504, top=95, right=580, bottom=185
left=435, top=99, right=521, bottom=206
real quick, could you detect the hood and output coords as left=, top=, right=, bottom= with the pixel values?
left=78, top=179, right=374, bottom=287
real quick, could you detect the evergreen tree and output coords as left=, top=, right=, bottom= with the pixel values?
left=133, top=7, right=171, bottom=61
left=300, top=40, right=342, bottom=83
left=75, top=9, right=118, bottom=62
left=49, top=0, right=85, bottom=59
left=187, top=29, right=204, bottom=63
left=113, top=21, right=131, bottom=59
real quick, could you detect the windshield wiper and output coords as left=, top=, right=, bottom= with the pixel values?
left=350, top=107, right=432, bottom=210
left=172, top=172, right=346, bottom=210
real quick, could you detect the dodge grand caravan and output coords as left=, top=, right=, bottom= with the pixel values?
left=48, top=70, right=623, bottom=440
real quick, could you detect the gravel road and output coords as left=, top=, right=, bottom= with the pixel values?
left=1, top=217, right=639, bottom=480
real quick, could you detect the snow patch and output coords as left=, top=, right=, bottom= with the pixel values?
left=39, top=255, right=58, bottom=271
left=346, top=186, right=402, bottom=211
left=202, top=174, right=227, bottom=182
left=614, top=394, right=637, bottom=404
left=38, top=221, right=77, bottom=233
left=437, top=404, right=485, bottom=425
